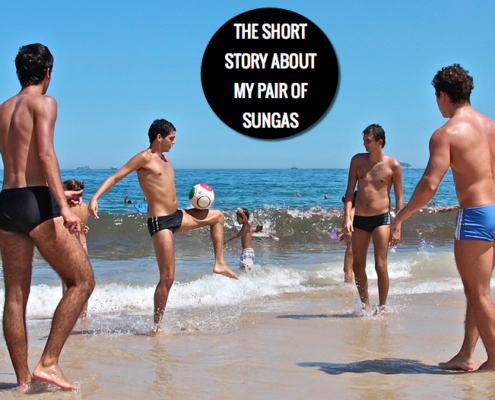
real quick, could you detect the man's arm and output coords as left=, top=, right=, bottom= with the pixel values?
left=34, top=96, right=80, bottom=233
left=89, top=151, right=148, bottom=219
left=392, top=129, right=451, bottom=227
left=344, top=156, right=358, bottom=234
left=390, top=160, right=404, bottom=246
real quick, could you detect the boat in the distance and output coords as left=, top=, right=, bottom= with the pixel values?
left=76, top=166, right=91, bottom=170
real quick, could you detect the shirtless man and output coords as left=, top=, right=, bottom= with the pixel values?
left=344, top=124, right=403, bottom=311
left=0, top=43, right=95, bottom=391
left=393, top=64, right=495, bottom=371
left=89, top=119, right=238, bottom=331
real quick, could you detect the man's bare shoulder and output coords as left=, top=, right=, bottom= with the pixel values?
left=385, top=155, right=401, bottom=168
left=351, top=153, right=369, bottom=163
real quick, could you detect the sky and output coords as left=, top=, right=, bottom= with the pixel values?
left=1, top=0, right=494, bottom=169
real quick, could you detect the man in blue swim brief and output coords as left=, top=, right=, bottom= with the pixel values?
left=394, top=64, right=495, bottom=371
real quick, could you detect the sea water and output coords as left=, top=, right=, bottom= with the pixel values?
left=0, top=169, right=465, bottom=329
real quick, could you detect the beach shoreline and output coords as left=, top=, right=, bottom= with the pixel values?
left=1, top=289, right=494, bottom=399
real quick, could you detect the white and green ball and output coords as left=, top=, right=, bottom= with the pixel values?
left=189, top=183, right=215, bottom=209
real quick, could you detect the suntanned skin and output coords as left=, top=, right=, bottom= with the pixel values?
left=344, top=134, right=403, bottom=311
left=393, top=91, right=495, bottom=371
left=223, top=208, right=262, bottom=267
left=0, top=68, right=95, bottom=391
left=89, top=129, right=238, bottom=331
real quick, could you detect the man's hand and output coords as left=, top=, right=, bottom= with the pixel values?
left=60, top=207, right=81, bottom=234
left=389, top=227, right=401, bottom=247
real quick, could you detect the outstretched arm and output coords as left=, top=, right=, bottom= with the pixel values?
left=390, top=161, right=404, bottom=246
left=224, top=231, right=241, bottom=245
left=392, top=130, right=450, bottom=228
left=89, top=151, right=148, bottom=218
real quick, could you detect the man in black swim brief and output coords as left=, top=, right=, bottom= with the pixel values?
left=0, top=43, right=94, bottom=390
left=343, top=124, right=403, bottom=312
left=89, top=119, right=238, bottom=333
left=148, top=209, right=183, bottom=236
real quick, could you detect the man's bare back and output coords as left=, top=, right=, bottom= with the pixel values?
left=437, top=107, right=495, bottom=207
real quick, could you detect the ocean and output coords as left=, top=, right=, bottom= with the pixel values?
left=0, top=168, right=461, bottom=324
left=3, top=168, right=491, bottom=399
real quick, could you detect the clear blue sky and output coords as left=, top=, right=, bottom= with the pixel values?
left=1, top=0, right=494, bottom=169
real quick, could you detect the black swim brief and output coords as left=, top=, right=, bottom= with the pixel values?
left=147, top=209, right=183, bottom=236
left=353, top=213, right=391, bottom=233
left=0, top=186, right=61, bottom=233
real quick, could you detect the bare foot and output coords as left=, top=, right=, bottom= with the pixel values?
left=33, top=363, right=79, bottom=391
left=17, top=380, right=49, bottom=394
left=438, top=354, right=475, bottom=371
left=213, top=263, right=239, bottom=279
left=150, top=325, right=169, bottom=337
left=373, top=305, right=388, bottom=315
left=477, top=360, right=495, bottom=371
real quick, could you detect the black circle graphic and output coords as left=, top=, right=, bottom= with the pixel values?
left=201, top=8, right=339, bottom=140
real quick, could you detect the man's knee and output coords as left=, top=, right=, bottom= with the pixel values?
left=210, top=209, right=224, bottom=224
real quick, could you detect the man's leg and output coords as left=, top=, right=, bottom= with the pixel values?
left=151, top=229, right=175, bottom=326
left=371, top=225, right=391, bottom=308
left=177, top=209, right=238, bottom=279
left=439, top=301, right=479, bottom=370
left=0, top=230, right=34, bottom=388
left=454, top=239, right=495, bottom=370
left=29, top=217, right=95, bottom=390
left=352, top=228, right=372, bottom=308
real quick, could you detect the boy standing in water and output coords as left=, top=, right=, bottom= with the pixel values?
left=89, top=119, right=238, bottom=333
left=224, top=208, right=262, bottom=270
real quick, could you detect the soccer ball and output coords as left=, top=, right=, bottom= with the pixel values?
left=189, top=183, right=215, bottom=209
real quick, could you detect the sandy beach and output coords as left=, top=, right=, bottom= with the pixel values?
left=1, top=287, right=494, bottom=399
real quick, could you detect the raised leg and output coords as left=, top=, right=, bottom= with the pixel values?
left=178, top=209, right=238, bottom=279
left=30, top=217, right=95, bottom=390
left=371, top=225, right=391, bottom=308
left=454, top=239, right=495, bottom=371
left=352, top=228, right=372, bottom=308
left=151, top=229, right=175, bottom=327
left=0, top=230, right=34, bottom=388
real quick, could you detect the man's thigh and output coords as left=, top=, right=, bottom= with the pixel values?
left=0, top=230, right=34, bottom=292
left=29, top=217, right=93, bottom=284
left=455, top=239, right=495, bottom=296
left=152, top=229, right=175, bottom=278
left=371, top=225, right=391, bottom=260
left=175, top=209, right=219, bottom=233
left=352, top=228, right=372, bottom=265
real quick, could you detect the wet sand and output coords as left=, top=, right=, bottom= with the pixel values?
left=1, top=289, right=495, bottom=399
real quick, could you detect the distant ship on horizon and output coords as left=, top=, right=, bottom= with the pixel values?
left=290, top=166, right=298, bottom=169
left=76, top=166, right=91, bottom=170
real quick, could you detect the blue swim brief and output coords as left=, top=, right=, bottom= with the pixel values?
left=455, top=205, right=495, bottom=242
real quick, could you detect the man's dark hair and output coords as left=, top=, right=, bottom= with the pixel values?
left=431, top=64, right=473, bottom=105
left=362, top=124, right=385, bottom=148
left=148, top=119, right=176, bottom=145
left=237, top=208, right=250, bottom=220
left=15, top=43, right=54, bottom=88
